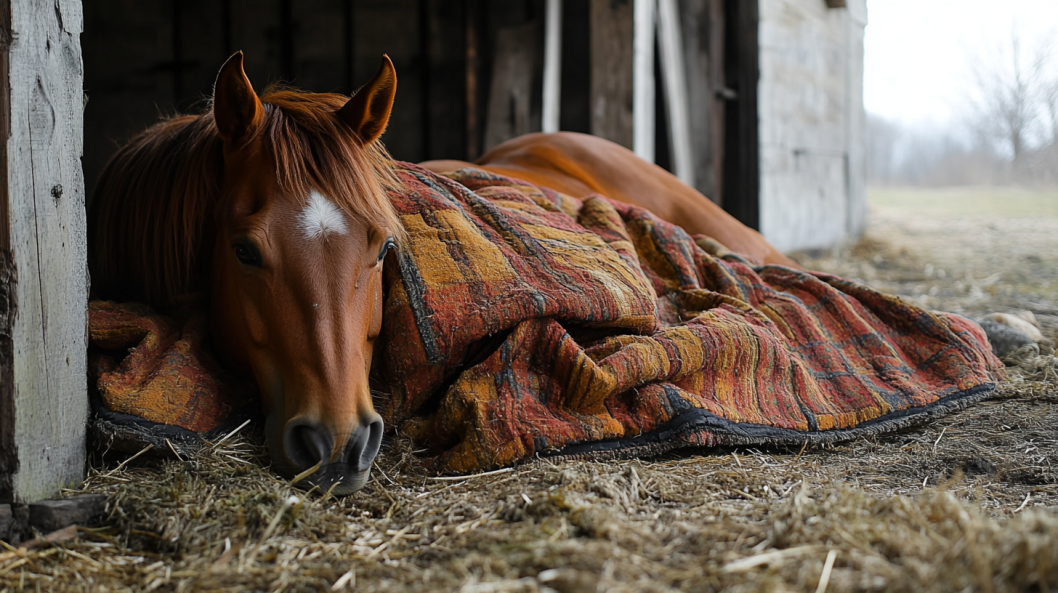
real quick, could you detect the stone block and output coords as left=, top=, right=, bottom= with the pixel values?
left=28, top=494, right=107, bottom=534
left=0, top=504, right=11, bottom=540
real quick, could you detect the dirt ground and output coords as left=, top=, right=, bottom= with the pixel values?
left=3, top=188, right=1057, bottom=592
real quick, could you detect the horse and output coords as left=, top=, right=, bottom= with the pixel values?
left=88, top=52, right=794, bottom=495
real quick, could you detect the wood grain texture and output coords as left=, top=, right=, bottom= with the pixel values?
left=292, top=0, right=347, bottom=93
left=1, top=0, right=87, bottom=503
left=0, top=0, right=15, bottom=503
left=484, top=21, right=539, bottom=152
left=353, top=0, right=423, bottom=161
left=0, top=251, right=15, bottom=502
left=589, top=0, right=633, bottom=149
left=677, top=0, right=725, bottom=204
left=173, top=0, right=229, bottom=106
left=229, top=0, right=282, bottom=86
left=656, top=0, right=692, bottom=185
left=422, top=0, right=466, bottom=161
left=81, top=0, right=173, bottom=197
left=721, top=0, right=758, bottom=231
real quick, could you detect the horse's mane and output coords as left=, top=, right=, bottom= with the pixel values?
left=88, top=87, right=403, bottom=309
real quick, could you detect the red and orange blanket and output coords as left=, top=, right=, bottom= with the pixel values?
left=89, top=164, right=1004, bottom=472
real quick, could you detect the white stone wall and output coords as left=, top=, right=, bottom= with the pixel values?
left=757, top=0, right=867, bottom=252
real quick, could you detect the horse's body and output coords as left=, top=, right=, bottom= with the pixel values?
left=423, top=133, right=797, bottom=268
left=88, top=53, right=793, bottom=494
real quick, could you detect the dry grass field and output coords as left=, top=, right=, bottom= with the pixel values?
left=2, top=186, right=1057, bottom=592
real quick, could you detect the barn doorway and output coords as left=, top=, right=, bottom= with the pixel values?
left=81, top=0, right=760, bottom=228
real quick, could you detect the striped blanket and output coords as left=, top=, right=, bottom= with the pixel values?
left=375, top=164, right=1003, bottom=472
left=88, top=164, right=1004, bottom=471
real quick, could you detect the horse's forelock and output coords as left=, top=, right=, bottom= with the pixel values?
left=259, top=87, right=405, bottom=245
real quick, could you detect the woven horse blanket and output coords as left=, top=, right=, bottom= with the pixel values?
left=88, top=163, right=1004, bottom=471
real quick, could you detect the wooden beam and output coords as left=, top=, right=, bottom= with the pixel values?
left=706, top=0, right=726, bottom=204
left=229, top=0, right=282, bottom=86
left=589, top=0, right=634, bottom=149
left=484, top=21, right=539, bottom=151
left=465, top=0, right=481, bottom=160
left=676, top=0, right=725, bottom=203
left=632, top=0, right=655, bottom=161
left=421, top=0, right=466, bottom=161
left=0, top=0, right=88, bottom=503
left=0, top=252, right=14, bottom=502
left=541, top=0, right=562, bottom=133
left=656, top=0, right=693, bottom=185
left=172, top=0, right=231, bottom=110
left=722, top=0, right=759, bottom=230
left=290, top=0, right=347, bottom=93
left=81, top=0, right=175, bottom=198
left=0, top=0, right=14, bottom=503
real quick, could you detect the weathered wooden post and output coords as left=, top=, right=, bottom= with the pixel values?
left=0, top=0, right=87, bottom=504
left=590, top=0, right=635, bottom=150
left=657, top=0, right=693, bottom=186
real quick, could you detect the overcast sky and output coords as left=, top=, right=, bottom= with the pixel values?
left=864, top=0, right=1058, bottom=128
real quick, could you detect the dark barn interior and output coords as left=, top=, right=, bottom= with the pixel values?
left=82, top=0, right=759, bottom=228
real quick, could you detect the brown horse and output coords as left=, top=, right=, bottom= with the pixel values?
left=90, top=52, right=403, bottom=495
left=88, top=52, right=791, bottom=494
left=427, top=136, right=797, bottom=268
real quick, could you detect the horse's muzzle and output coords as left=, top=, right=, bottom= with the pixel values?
left=280, top=415, right=384, bottom=495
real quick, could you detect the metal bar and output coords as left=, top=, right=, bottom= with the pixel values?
left=633, top=0, right=655, bottom=161
left=656, top=0, right=694, bottom=185
left=542, top=0, right=562, bottom=133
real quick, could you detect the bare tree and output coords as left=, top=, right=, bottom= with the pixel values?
left=1045, top=77, right=1058, bottom=144
left=865, top=31, right=1058, bottom=189
left=866, top=114, right=900, bottom=185
left=1038, top=70, right=1058, bottom=181
left=967, top=31, right=1055, bottom=179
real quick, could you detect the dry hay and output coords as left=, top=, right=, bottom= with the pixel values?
left=3, top=204, right=1058, bottom=592
left=2, top=400, right=1056, bottom=593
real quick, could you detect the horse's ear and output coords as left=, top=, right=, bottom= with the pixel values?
left=213, top=51, right=264, bottom=144
left=337, top=55, right=397, bottom=144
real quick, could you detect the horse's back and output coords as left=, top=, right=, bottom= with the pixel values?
left=422, top=132, right=796, bottom=267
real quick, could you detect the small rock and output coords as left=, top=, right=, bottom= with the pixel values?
left=982, top=312, right=1045, bottom=342
left=977, top=318, right=1035, bottom=359
left=28, top=493, right=107, bottom=534
left=2, top=504, right=30, bottom=545
left=537, top=568, right=599, bottom=593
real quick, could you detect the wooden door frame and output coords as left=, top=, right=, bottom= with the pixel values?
left=0, top=0, right=88, bottom=504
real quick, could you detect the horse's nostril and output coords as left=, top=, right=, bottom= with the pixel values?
left=343, top=418, right=384, bottom=472
left=285, top=422, right=333, bottom=471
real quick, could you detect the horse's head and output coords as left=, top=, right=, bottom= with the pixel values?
left=209, top=53, right=401, bottom=495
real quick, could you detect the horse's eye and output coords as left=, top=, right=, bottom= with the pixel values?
left=377, top=238, right=395, bottom=263
left=233, top=241, right=262, bottom=267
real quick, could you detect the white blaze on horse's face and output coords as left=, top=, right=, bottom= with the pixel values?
left=298, top=190, right=350, bottom=241
left=209, top=50, right=399, bottom=496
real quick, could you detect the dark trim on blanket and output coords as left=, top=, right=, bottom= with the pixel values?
left=546, top=383, right=997, bottom=461
left=88, top=391, right=262, bottom=458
